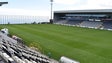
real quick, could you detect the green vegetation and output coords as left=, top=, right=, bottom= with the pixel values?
left=0, top=24, right=112, bottom=63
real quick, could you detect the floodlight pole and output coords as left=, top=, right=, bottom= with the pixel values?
left=50, top=0, right=53, bottom=19
left=0, top=2, right=8, bottom=6
left=50, top=0, right=53, bottom=24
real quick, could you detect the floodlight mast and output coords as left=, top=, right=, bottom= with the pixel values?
left=50, top=0, right=53, bottom=24
left=50, top=0, right=53, bottom=19
left=0, top=2, right=8, bottom=6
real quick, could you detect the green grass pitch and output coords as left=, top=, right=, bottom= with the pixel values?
left=0, top=24, right=112, bottom=63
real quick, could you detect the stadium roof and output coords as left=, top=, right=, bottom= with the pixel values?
left=54, top=9, right=112, bottom=13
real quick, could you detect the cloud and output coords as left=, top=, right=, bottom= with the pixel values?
left=86, top=0, right=112, bottom=8
left=0, top=8, right=50, bottom=16
left=61, top=0, right=112, bottom=10
left=54, top=0, right=81, bottom=5
left=0, top=0, right=112, bottom=16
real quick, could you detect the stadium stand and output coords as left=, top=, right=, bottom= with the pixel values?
left=103, top=21, right=112, bottom=30
left=65, top=21, right=82, bottom=25
left=54, top=9, right=112, bottom=31
left=80, top=21, right=103, bottom=29
left=54, top=20, right=103, bottom=29
left=54, top=20, right=67, bottom=24
left=0, top=32, right=59, bottom=63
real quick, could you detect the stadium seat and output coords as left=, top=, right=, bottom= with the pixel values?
left=0, top=32, right=58, bottom=63
left=80, top=21, right=102, bottom=29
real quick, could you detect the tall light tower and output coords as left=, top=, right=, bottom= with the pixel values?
left=0, top=2, right=8, bottom=6
left=50, top=0, right=53, bottom=24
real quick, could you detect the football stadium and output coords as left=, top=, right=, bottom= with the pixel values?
left=0, top=9, right=112, bottom=63
left=0, top=0, right=112, bottom=63
left=54, top=9, right=112, bottom=30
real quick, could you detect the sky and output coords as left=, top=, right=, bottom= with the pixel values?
left=0, top=0, right=112, bottom=16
